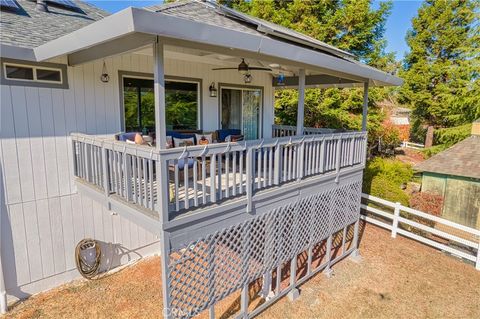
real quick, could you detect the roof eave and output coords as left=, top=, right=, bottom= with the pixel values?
left=34, top=7, right=402, bottom=87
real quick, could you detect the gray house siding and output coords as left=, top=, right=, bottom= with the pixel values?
left=0, top=51, right=274, bottom=302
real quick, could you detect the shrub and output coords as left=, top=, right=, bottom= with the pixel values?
left=422, top=124, right=472, bottom=158
left=409, top=192, right=443, bottom=216
left=363, top=157, right=413, bottom=206
left=433, top=124, right=472, bottom=146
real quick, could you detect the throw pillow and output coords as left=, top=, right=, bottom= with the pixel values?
left=195, top=133, right=213, bottom=145
left=173, top=137, right=194, bottom=147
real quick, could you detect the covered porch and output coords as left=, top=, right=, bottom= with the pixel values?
left=34, top=3, right=401, bottom=318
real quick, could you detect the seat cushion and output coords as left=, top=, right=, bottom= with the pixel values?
left=216, top=129, right=242, bottom=142
left=117, top=132, right=140, bottom=142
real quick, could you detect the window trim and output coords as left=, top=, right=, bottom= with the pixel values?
left=0, top=58, right=69, bottom=89
left=4, top=62, right=63, bottom=84
left=118, top=70, right=203, bottom=132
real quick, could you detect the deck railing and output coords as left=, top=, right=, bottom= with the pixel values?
left=72, top=130, right=367, bottom=219
left=272, top=124, right=344, bottom=137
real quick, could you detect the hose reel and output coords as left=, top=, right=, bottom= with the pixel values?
left=75, top=238, right=101, bottom=279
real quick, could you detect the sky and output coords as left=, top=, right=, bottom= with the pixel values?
left=86, top=0, right=423, bottom=61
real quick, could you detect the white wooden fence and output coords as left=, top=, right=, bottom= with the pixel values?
left=361, top=193, right=480, bottom=270
left=401, top=141, right=425, bottom=149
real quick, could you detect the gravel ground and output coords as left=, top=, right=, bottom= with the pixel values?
left=5, top=222, right=480, bottom=319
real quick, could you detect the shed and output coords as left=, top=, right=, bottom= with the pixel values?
left=415, top=120, right=480, bottom=229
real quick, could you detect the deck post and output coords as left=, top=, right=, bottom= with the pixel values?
left=153, top=38, right=173, bottom=319
left=361, top=82, right=369, bottom=132
left=296, top=68, right=305, bottom=136
left=476, top=240, right=480, bottom=271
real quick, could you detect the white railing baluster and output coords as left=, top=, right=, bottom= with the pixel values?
left=174, top=160, right=180, bottom=211
left=225, top=152, right=230, bottom=198
left=202, top=156, right=207, bottom=205
left=210, top=154, right=216, bottom=203
left=232, top=152, right=237, bottom=196
left=184, top=158, right=189, bottom=210
left=239, top=150, right=244, bottom=194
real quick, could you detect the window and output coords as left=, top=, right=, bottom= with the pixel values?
left=3, top=62, right=63, bottom=84
left=5, top=65, right=33, bottom=80
left=122, top=76, right=200, bottom=132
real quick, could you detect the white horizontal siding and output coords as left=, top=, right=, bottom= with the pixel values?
left=0, top=50, right=275, bottom=301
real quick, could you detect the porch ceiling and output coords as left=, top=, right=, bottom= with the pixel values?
left=34, top=7, right=402, bottom=87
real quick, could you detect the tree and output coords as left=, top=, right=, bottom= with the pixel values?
left=399, top=0, right=480, bottom=131
left=220, top=0, right=397, bottom=146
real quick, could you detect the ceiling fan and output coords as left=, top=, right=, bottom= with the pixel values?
left=212, top=58, right=271, bottom=83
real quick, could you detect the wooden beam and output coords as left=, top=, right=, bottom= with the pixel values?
left=296, top=69, right=306, bottom=136
left=362, top=82, right=369, bottom=131
left=154, top=39, right=166, bottom=149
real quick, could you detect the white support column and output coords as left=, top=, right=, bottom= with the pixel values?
left=296, top=69, right=306, bottom=136
left=361, top=82, right=369, bottom=132
left=153, top=37, right=173, bottom=319
left=154, top=38, right=167, bottom=150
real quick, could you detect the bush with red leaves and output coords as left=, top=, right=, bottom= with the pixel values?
left=409, top=192, right=444, bottom=216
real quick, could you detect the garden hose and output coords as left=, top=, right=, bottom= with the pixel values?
left=75, top=239, right=101, bottom=279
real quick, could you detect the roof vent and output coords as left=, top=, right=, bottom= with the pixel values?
left=36, top=0, right=48, bottom=12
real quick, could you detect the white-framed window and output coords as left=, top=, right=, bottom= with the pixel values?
left=3, top=63, right=63, bottom=84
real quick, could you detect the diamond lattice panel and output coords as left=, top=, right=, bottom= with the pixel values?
left=167, top=179, right=362, bottom=318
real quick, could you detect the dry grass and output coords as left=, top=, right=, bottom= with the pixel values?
left=5, top=223, right=480, bottom=319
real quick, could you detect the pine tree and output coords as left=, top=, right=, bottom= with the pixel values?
left=399, top=0, right=480, bottom=129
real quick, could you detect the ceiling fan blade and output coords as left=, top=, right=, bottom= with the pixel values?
left=212, top=67, right=238, bottom=71
left=248, top=67, right=272, bottom=71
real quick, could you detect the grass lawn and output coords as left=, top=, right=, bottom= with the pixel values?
left=6, top=223, right=480, bottom=319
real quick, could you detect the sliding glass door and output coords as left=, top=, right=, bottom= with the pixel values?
left=221, top=87, right=262, bottom=140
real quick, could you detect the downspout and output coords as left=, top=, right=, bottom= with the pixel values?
left=0, top=157, right=7, bottom=314
left=0, top=252, right=6, bottom=314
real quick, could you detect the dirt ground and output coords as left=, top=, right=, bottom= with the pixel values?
left=5, top=223, right=480, bottom=319
left=395, top=148, right=425, bottom=166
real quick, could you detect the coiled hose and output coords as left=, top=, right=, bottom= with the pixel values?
left=75, top=239, right=101, bottom=279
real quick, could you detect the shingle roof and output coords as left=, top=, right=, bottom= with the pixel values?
left=0, top=0, right=108, bottom=49
left=145, top=0, right=354, bottom=60
left=146, top=1, right=261, bottom=36
left=415, top=135, right=480, bottom=179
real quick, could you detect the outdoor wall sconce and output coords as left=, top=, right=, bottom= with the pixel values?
left=100, top=61, right=110, bottom=83
left=244, top=73, right=252, bottom=84
left=209, top=82, right=217, bottom=97
left=276, top=73, right=285, bottom=86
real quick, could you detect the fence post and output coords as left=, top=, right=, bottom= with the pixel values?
left=476, top=240, right=480, bottom=271
left=391, top=202, right=401, bottom=238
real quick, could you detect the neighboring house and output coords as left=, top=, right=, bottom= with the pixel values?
left=0, top=0, right=401, bottom=317
left=415, top=120, right=480, bottom=229
left=390, top=107, right=411, bottom=141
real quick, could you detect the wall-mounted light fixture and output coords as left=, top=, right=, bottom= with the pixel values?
left=244, top=73, right=252, bottom=84
left=209, top=82, right=217, bottom=97
left=100, top=61, right=110, bottom=83
left=276, top=73, right=285, bottom=86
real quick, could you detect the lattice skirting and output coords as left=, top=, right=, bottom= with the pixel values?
left=167, top=179, right=362, bottom=318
